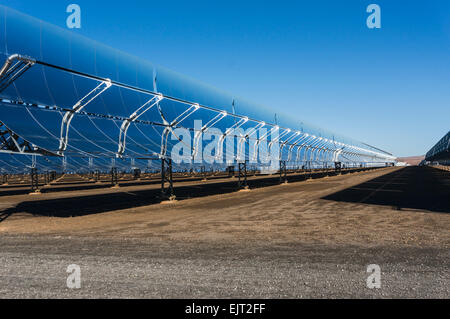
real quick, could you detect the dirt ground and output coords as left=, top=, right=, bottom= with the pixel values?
left=0, top=166, right=449, bottom=298
left=1, top=166, right=449, bottom=247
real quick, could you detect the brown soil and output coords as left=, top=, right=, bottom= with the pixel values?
left=1, top=166, right=448, bottom=248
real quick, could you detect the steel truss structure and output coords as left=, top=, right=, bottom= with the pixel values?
left=0, top=120, right=55, bottom=156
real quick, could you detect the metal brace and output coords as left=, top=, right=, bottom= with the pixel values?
left=216, top=116, right=248, bottom=162
left=268, top=128, right=291, bottom=153
left=238, top=161, right=248, bottom=190
left=251, top=125, right=279, bottom=163
left=287, top=133, right=309, bottom=162
left=161, top=157, right=175, bottom=201
left=117, top=94, right=163, bottom=156
left=192, top=111, right=227, bottom=160
left=58, top=79, right=112, bottom=155
left=0, top=54, right=36, bottom=93
left=160, top=103, right=200, bottom=158
left=0, top=121, right=54, bottom=156
left=278, top=131, right=301, bottom=161
left=238, top=121, right=265, bottom=163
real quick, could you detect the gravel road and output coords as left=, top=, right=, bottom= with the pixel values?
left=0, top=236, right=448, bottom=299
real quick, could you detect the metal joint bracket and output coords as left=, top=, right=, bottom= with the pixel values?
left=0, top=54, right=36, bottom=93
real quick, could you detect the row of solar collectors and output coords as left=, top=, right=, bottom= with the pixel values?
left=426, top=131, right=450, bottom=162
left=0, top=154, right=384, bottom=177
left=0, top=153, right=164, bottom=174
left=0, top=5, right=389, bottom=163
left=0, top=100, right=356, bottom=163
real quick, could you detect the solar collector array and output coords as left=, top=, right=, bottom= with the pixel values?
left=0, top=5, right=394, bottom=166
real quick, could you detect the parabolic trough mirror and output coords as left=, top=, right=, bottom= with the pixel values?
left=0, top=5, right=395, bottom=175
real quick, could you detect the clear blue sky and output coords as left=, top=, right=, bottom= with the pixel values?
left=4, top=0, right=450, bottom=157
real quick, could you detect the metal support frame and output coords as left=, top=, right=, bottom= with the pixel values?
left=333, top=148, right=343, bottom=163
left=314, top=144, right=329, bottom=168
left=2, top=173, right=8, bottom=185
left=280, top=160, right=287, bottom=184
left=269, top=128, right=291, bottom=155
left=200, top=165, right=207, bottom=180
left=296, top=146, right=303, bottom=165
left=0, top=54, right=36, bottom=93
left=62, top=156, right=68, bottom=173
left=59, top=80, right=112, bottom=155
left=252, top=125, right=279, bottom=163
left=160, top=103, right=199, bottom=158
left=50, top=171, right=57, bottom=183
left=280, top=131, right=301, bottom=151
left=313, top=139, right=328, bottom=162
left=239, top=121, right=265, bottom=163
left=216, top=117, right=248, bottom=162
left=259, top=125, right=280, bottom=152
left=118, top=95, right=163, bottom=156
left=335, top=162, right=342, bottom=174
left=286, top=133, right=306, bottom=162
left=111, top=167, right=118, bottom=186
left=227, top=165, right=235, bottom=177
left=44, top=170, right=50, bottom=185
left=192, top=111, right=227, bottom=160
left=303, top=145, right=314, bottom=179
left=88, top=157, right=94, bottom=171
left=0, top=53, right=395, bottom=168
left=30, top=167, right=39, bottom=193
left=307, top=137, right=323, bottom=166
left=238, top=161, right=248, bottom=190
left=0, top=121, right=54, bottom=156
left=295, top=135, right=315, bottom=165
left=277, top=130, right=300, bottom=165
left=161, top=158, right=175, bottom=201
left=323, top=148, right=334, bottom=165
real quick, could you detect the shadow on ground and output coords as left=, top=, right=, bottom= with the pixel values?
left=0, top=175, right=233, bottom=197
left=322, top=166, right=450, bottom=213
left=0, top=170, right=329, bottom=220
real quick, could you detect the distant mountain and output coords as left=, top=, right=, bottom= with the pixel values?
left=396, top=155, right=425, bottom=166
